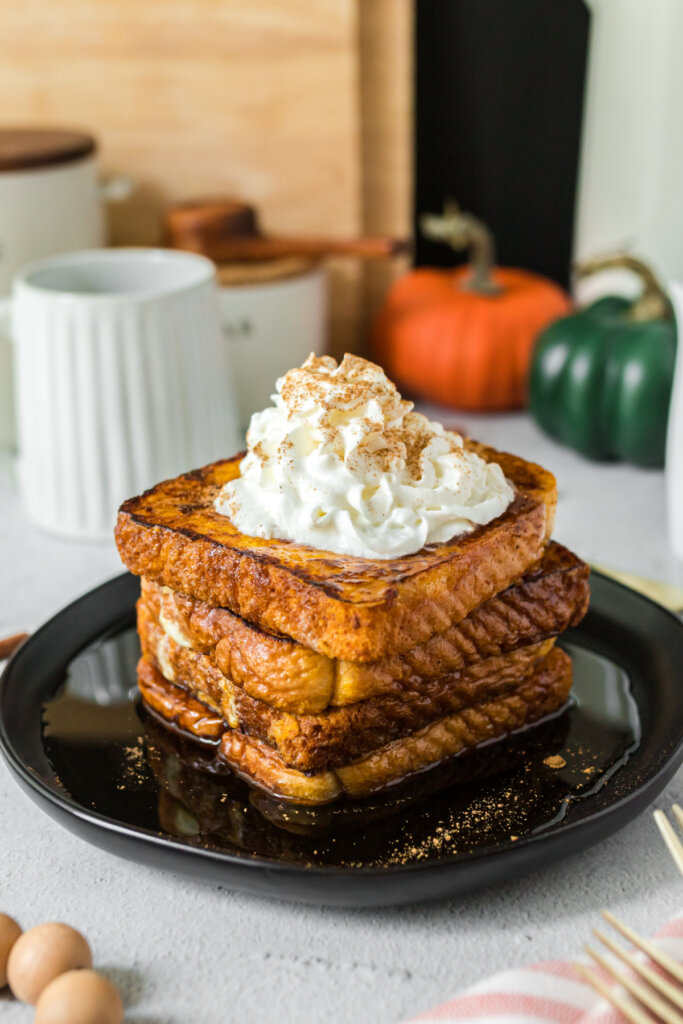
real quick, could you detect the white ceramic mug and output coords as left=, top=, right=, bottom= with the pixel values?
left=3, top=248, right=240, bottom=540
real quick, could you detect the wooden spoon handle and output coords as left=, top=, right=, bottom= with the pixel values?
left=186, top=235, right=409, bottom=262
left=0, top=632, right=28, bottom=660
left=164, top=200, right=409, bottom=262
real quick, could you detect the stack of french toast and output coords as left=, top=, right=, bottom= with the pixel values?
left=115, top=440, right=589, bottom=807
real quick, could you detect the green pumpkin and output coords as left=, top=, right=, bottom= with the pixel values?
left=529, top=255, right=677, bottom=468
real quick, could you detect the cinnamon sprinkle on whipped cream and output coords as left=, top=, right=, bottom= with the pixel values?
left=214, top=354, right=515, bottom=559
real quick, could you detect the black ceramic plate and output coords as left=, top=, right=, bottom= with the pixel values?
left=1, top=571, right=682, bottom=907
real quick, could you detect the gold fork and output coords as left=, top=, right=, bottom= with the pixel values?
left=577, top=806, right=683, bottom=1023
left=655, top=805, right=683, bottom=876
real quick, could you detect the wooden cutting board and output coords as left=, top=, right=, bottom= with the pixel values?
left=0, top=0, right=413, bottom=356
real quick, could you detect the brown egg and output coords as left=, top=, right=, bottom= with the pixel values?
left=34, top=969, right=123, bottom=1024
left=0, top=913, right=22, bottom=987
left=6, top=921, right=92, bottom=1004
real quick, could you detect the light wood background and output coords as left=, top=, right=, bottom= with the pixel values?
left=0, top=0, right=412, bottom=356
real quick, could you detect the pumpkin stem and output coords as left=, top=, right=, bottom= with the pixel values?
left=574, top=252, right=672, bottom=323
left=420, top=200, right=502, bottom=295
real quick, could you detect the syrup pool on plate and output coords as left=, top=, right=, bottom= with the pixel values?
left=41, top=627, right=641, bottom=869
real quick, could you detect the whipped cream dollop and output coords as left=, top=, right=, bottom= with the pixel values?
left=214, top=354, right=515, bottom=559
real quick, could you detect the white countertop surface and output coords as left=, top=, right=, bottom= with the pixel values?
left=1, top=412, right=682, bottom=1024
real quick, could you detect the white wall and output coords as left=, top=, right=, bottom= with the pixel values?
left=574, top=0, right=683, bottom=299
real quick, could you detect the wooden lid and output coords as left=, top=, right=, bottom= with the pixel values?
left=218, top=257, right=319, bottom=287
left=0, top=129, right=96, bottom=171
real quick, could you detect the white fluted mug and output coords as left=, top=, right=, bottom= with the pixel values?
left=5, top=248, right=240, bottom=540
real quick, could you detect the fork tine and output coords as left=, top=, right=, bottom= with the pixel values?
left=673, top=804, right=683, bottom=831
left=577, top=962, right=657, bottom=1024
left=586, top=945, right=683, bottom=1024
left=594, top=928, right=683, bottom=1012
left=654, top=810, right=683, bottom=876
left=602, top=911, right=683, bottom=985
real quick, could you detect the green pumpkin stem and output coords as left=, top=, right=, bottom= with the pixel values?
left=574, top=253, right=672, bottom=323
left=420, top=200, right=502, bottom=295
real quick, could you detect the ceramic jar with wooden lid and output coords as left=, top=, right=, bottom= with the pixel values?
left=217, top=258, right=326, bottom=429
left=164, top=198, right=407, bottom=429
left=0, top=128, right=117, bottom=449
left=165, top=201, right=328, bottom=429
left=0, top=129, right=109, bottom=292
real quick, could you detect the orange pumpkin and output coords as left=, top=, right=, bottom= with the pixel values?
left=372, top=203, right=571, bottom=411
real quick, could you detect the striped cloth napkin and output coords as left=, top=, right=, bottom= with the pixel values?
left=404, top=913, right=683, bottom=1024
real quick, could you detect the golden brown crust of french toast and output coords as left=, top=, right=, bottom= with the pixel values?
left=466, top=441, right=557, bottom=539
left=138, top=600, right=555, bottom=774
left=141, top=541, right=588, bottom=712
left=137, top=647, right=572, bottom=804
left=116, top=442, right=557, bottom=661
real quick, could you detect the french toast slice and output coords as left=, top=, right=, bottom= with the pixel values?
left=137, top=647, right=572, bottom=803
left=138, top=600, right=555, bottom=773
left=116, top=441, right=557, bottom=662
left=140, top=541, right=589, bottom=713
